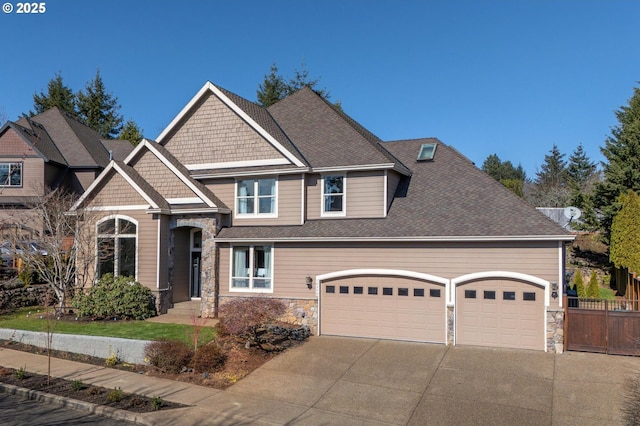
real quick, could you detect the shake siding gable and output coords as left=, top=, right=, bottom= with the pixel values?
left=0, top=128, right=37, bottom=156
left=218, top=241, right=561, bottom=308
left=82, top=171, right=149, bottom=208
left=162, top=92, right=287, bottom=167
left=129, top=150, right=197, bottom=199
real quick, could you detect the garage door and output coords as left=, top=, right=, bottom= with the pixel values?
left=320, top=275, right=446, bottom=343
left=456, top=279, right=545, bottom=350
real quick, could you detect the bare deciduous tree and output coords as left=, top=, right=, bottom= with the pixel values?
left=15, top=187, right=105, bottom=311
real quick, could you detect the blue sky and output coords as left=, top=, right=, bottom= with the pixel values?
left=1, top=1, right=639, bottom=177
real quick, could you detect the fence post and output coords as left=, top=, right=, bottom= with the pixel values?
left=563, top=295, right=568, bottom=350
left=605, top=299, right=609, bottom=355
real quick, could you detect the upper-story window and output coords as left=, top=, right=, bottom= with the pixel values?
left=96, top=216, right=137, bottom=279
left=322, top=175, right=345, bottom=216
left=0, top=162, right=22, bottom=187
left=236, top=178, right=277, bottom=216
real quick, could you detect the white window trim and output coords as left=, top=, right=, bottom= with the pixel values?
left=321, top=174, right=346, bottom=217
left=229, top=245, right=274, bottom=293
left=95, top=214, right=139, bottom=280
left=234, top=178, right=278, bottom=219
left=0, top=162, right=23, bottom=187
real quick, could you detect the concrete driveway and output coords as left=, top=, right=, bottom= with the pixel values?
left=196, top=336, right=639, bottom=425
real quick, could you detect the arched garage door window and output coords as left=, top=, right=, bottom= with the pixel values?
left=97, top=216, right=137, bottom=279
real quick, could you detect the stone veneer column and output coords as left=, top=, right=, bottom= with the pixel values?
left=546, top=309, right=564, bottom=353
left=168, top=215, right=219, bottom=318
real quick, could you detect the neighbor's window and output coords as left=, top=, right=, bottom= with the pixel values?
left=96, top=216, right=137, bottom=279
left=231, top=245, right=273, bottom=291
left=0, top=162, right=22, bottom=187
left=322, top=175, right=345, bottom=215
left=236, top=178, right=276, bottom=216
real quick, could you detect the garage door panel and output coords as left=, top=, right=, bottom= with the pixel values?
left=321, top=275, right=446, bottom=343
left=456, top=279, right=545, bottom=351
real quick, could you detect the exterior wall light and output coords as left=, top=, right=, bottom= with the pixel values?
left=551, top=281, right=558, bottom=299
left=305, top=276, right=313, bottom=289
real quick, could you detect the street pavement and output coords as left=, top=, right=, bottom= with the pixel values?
left=1, top=336, right=639, bottom=425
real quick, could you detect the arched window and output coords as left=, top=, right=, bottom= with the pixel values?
left=96, top=216, right=137, bottom=279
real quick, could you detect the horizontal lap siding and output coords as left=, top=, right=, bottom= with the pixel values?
left=207, top=176, right=302, bottom=225
left=306, top=174, right=322, bottom=220
left=346, top=171, right=385, bottom=218
left=217, top=241, right=560, bottom=303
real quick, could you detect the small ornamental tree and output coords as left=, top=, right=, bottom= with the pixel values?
left=587, top=270, right=600, bottom=299
left=218, top=297, right=286, bottom=349
left=573, top=271, right=586, bottom=299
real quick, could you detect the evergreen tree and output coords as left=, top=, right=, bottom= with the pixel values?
left=256, top=61, right=331, bottom=107
left=609, top=190, right=640, bottom=275
left=587, top=270, right=600, bottom=299
left=31, top=72, right=76, bottom=116
left=257, top=63, right=288, bottom=107
left=481, top=154, right=526, bottom=197
left=533, top=144, right=570, bottom=207
left=76, top=70, right=123, bottom=139
left=573, top=271, right=586, bottom=298
left=593, top=86, right=640, bottom=240
left=567, top=144, right=597, bottom=189
left=117, top=119, right=143, bottom=145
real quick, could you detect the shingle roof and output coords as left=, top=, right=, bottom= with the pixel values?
left=268, top=87, right=409, bottom=174
left=112, top=161, right=170, bottom=211
left=6, top=120, right=67, bottom=165
left=100, top=139, right=135, bottom=162
left=216, top=139, right=571, bottom=240
left=19, top=108, right=111, bottom=168
left=147, top=141, right=229, bottom=210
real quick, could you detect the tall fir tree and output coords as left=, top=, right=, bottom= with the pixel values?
left=76, top=70, right=123, bottom=139
left=117, top=119, right=143, bottom=145
left=256, top=61, right=332, bottom=107
left=567, top=144, right=597, bottom=189
left=533, top=144, right=570, bottom=207
left=31, top=72, right=76, bottom=116
left=593, top=86, right=640, bottom=240
left=257, top=63, right=288, bottom=107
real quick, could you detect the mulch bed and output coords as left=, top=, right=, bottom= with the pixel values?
left=0, top=365, right=184, bottom=413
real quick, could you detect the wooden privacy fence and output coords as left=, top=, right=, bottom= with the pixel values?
left=564, top=296, right=640, bottom=356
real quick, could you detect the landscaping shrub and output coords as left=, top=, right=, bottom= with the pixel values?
left=144, top=340, right=193, bottom=374
left=587, top=270, right=600, bottom=299
left=72, top=274, right=156, bottom=320
left=218, top=297, right=286, bottom=348
left=192, top=342, right=227, bottom=373
left=572, top=271, right=586, bottom=298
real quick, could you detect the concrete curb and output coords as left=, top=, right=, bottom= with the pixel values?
left=0, top=383, right=155, bottom=426
left=0, top=329, right=152, bottom=364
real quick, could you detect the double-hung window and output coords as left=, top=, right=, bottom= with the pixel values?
left=322, top=175, right=345, bottom=216
left=236, top=178, right=276, bottom=216
left=96, top=216, right=137, bottom=279
left=231, top=245, right=273, bottom=292
left=0, top=162, right=22, bottom=187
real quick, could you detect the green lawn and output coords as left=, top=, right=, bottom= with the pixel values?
left=0, top=307, right=216, bottom=344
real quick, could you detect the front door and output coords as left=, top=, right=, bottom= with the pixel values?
left=190, top=229, right=202, bottom=299
left=191, top=252, right=201, bottom=298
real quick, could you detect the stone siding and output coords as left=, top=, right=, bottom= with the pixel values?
left=217, top=295, right=318, bottom=334
left=546, top=309, right=564, bottom=354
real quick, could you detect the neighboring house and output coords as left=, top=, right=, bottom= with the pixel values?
left=70, top=82, right=574, bottom=352
left=0, top=107, right=133, bottom=236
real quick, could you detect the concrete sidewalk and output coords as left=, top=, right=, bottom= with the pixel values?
left=1, top=337, right=639, bottom=425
